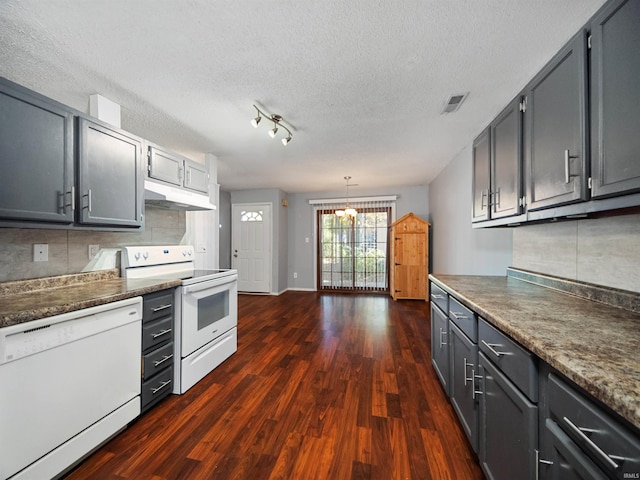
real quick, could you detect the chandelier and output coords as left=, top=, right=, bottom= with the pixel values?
left=336, top=176, right=357, bottom=218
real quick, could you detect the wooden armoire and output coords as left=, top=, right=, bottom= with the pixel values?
left=389, top=213, right=430, bottom=301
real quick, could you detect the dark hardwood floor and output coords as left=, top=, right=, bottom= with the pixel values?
left=65, top=292, right=483, bottom=479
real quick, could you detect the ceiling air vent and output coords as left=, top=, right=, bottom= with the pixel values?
left=441, top=93, right=468, bottom=114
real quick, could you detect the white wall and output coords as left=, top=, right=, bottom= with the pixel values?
left=428, top=144, right=513, bottom=275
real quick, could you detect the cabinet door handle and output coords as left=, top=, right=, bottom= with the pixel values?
left=464, top=358, right=474, bottom=386
left=87, top=189, right=92, bottom=213
left=152, top=304, right=172, bottom=313
left=472, top=370, right=483, bottom=400
left=152, top=328, right=172, bottom=339
left=439, top=328, right=447, bottom=348
left=450, top=311, right=468, bottom=320
left=480, top=190, right=487, bottom=210
left=562, top=416, right=620, bottom=471
left=151, top=379, right=172, bottom=395
left=481, top=340, right=509, bottom=358
left=564, top=149, right=579, bottom=183
left=153, top=354, right=173, bottom=367
left=535, top=449, right=553, bottom=480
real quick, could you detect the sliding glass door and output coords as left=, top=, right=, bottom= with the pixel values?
left=317, top=207, right=390, bottom=292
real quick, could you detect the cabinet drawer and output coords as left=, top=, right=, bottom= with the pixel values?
left=142, top=316, right=173, bottom=352
left=448, top=297, right=477, bottom=342
left=430, top=283, right=448, bottom=314
left=547, top=373, right=640, bottom=477
left=141, top=365, right=173, bottom=410
left=478, top=317, right=537, bottom=402
left=143, top=290, right=174, bottom=323
left=142, top=342, right=174, bottom=380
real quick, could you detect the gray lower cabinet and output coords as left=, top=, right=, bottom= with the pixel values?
left=590, top=0, right=640, bottom=199
left=77, top=118, right=144, bottom=227
left=0, top=77, right=74, bottom=224
left=141, top=289, right=175, bottom=413
left=449, top=322, right=479, bottom=452
left=430, top=302, right=450, bottom=396
left=478, top=352, right=538, bottom=480
left=525, top=30, right=589, bottom=211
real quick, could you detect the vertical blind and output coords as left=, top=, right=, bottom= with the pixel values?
left=312, top=197, right=395, bottom=292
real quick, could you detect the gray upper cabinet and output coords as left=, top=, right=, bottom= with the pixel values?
left=184, top=160, right=208, bottom=194
left=472, top=127, right=490, bottom=222
left=148, top=146, right=183, bottom=187
left=148, top=146, right=209, bottom=195
left=77, top=118, right=143, bottom=227
left=0, top=78, right=74, bottom=224
left=525, top=31, right=589, bottom=211
left=491, top=98, right=523, bottom=219
left=590, top=0, right=640, bottom=199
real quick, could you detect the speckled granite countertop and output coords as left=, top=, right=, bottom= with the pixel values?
left=0, top=270, right=182, bottom=328
left=429, top=270, right=640, bottom=431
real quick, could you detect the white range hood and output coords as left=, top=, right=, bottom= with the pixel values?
left=144, top=180, right=216, bottom=211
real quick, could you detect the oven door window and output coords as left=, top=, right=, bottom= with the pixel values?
left=197, top=290, right=229, bottom=331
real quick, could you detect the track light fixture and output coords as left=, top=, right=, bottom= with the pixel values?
left=251, top=104, right=293, bottom=146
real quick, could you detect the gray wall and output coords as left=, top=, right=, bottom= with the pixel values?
left=229, top=188, right=288, bottom=294
left=287, top=185, right=429, bottom=290
left=512, top=213, right=640, bottom=293
left=428, top=144, right=513, bottom=275
left=218, top=189, right=232, bottom=269
left=0, top=207, right=186, bottom=282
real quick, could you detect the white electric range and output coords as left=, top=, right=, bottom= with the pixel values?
left=122, top=245, right=238, bottom=394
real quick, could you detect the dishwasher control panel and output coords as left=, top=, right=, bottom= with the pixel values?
left=0, top=299, right=142, bottom=364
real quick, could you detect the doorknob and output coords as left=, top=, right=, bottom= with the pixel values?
left=234, top=253, right=238, bottom=257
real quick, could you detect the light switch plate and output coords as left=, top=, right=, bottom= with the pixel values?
left=88, top=244, right=100, bottom=259
left=34, top=244, right=48, bottom=262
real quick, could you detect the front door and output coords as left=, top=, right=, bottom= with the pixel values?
left=231, top=203, right=271, bottom=293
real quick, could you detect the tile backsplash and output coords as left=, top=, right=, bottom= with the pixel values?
left=0, top=207, right=186, bottom=282
left=512, top=212, right=640, bottom=293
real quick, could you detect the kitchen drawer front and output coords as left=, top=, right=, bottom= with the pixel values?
left=142, top=316, right=173, bottom=352
left=448, top=296, right=477, bottom=342
left=430, top=282, right=449, bottom=314
left=547, top=373, right=640, bottom=477
left=142, top=341, right=174, bottom=380
left=141, top=365, right=173, bottom=410
left=143, top=289, right=174, bottom=324
left=478, top=317, right=537, bottom=402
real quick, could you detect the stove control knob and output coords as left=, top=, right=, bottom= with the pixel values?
left=182, top=250, right=187, bottom=257
left=143, top=251, right=149, bottom=260
left=134, top=252, right=141, bottom=261
left=187, top=250, right=192, bottom=257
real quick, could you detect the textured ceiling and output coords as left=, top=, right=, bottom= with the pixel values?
left=0, top=0, right=606, bottom=193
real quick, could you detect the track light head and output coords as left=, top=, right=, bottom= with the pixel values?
left=282, top=134, right=292, bottom=146
left=269, top=126, right=278, bottom=138
left=251, top=115, right=261, bottom=128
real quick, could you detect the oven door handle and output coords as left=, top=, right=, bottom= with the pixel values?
left=183, top=276, right=237, bottom=295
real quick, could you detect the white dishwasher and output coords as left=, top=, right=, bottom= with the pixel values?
left=0, top=297, right=142, bottom=480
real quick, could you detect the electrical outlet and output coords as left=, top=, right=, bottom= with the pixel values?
left=293, top=272, right=298, bottom=278
left=88, top=244, right=100, bottom=259
left=33, top=244, right=48, bottom=262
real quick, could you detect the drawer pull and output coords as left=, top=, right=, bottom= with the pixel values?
left=439, top=328, right=447, bottom=348
left=152, top=328, right=172, bottom=339
left=151, top=379, right=172, bottom=395
left=152, top=304, right=172, bottom=313
left=464, top=357, right=474, bottom=386
left=153, top=354, right=173, bottom=367
left=432, top=294, right=445, bottom=299
left=450, top=311, right=468, bottom=320
left=481, top=340, right=509, bottom=358
left=562, top=416, right=620, bottom=471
